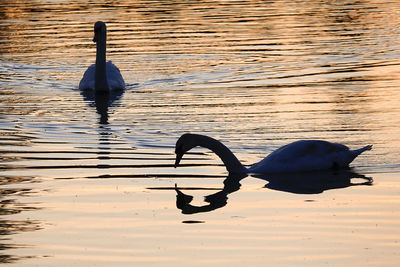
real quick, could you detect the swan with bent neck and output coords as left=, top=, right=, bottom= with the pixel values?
left=79, top=21, right=125, bottom=92
left=174, top=133, right=372, bottom=174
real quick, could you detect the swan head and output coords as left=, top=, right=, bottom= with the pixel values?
left=174, top=133, right=198, bottom=168
left=93, top=21, right=106, bottom=43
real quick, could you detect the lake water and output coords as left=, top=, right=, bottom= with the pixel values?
left=1, top=0, right=400, bottom=266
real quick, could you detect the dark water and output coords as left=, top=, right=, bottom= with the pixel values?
left=1, top=1, right=400, bottom=266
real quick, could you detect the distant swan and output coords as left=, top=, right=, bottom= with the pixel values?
left=79, top=21, right=125, bottom=92
left=174, top=133, right=372, bottom=174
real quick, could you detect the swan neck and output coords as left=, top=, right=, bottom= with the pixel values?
left=197, top=135, right=246, bottom=174
left=95, top=32, right=109, bottom=92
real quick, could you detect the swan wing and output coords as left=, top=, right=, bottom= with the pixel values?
left=106, top=61, right=125, bottom=90
left=79, top=64, right=96, bottom=90
left=267, top=140, right=349, bottom=161
left=249, top=140, right=351, bottom=173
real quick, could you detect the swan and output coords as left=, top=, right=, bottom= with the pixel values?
left=174, top=133, right=372, bottom=174
left=79, top=21, right=125, bottom=92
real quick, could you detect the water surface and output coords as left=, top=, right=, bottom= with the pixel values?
left=1, top=0, right=400, bottom=266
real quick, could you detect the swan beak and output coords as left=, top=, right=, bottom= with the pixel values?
left=174, top=153, right=183, bottom=168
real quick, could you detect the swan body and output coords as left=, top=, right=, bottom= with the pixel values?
left=79, top=61, right=125, bottom=91
left=174, top=133, right=372, bottom=174
left=79, top=21, right=125, bottom=92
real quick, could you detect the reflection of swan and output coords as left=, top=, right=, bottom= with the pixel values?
left=255, top=170, right=373, bottom=194
left=79, top=21, right=125, bottom=92
left=80, top=89, right=124, bottom=124
left=174, top=170, right=372, bottom=214
left=174, top=133, right=372, bottom=174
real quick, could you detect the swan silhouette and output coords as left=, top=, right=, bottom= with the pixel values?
left=174, top=133, right=372, bottom=174
left=79, top=21, right=125, bottom=92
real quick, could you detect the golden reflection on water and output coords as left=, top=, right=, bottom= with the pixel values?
left=1, top=0, right=400, bottom=266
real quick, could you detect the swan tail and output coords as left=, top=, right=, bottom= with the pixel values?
left=347, top=145, right=372, bottom=163
left=354, top=145, right=373, bottom=155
